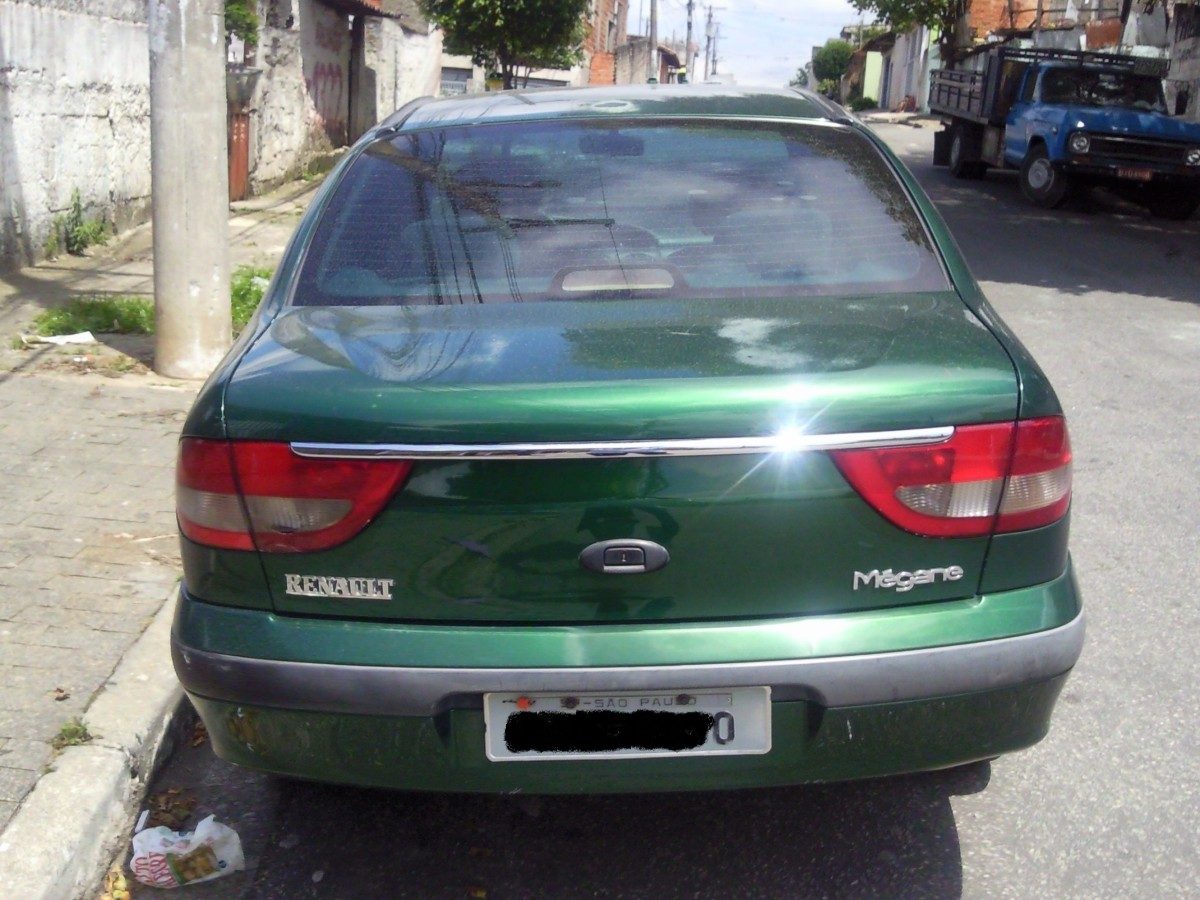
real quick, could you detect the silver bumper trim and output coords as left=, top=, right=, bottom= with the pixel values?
left=172, top=611, right=1084, bottom=717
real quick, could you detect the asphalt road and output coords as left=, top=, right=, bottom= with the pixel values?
left=138, top=123, right=1200, bottom=899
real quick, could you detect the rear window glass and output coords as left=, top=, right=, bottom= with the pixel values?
left=293, top=118, right=948, bottom=306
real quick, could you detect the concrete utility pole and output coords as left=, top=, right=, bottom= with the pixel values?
left=685, top=0, right=695, bottom=82
left=649, top=0, right=659, bottom=82
left=704, top=6, right=714, bottom=81
left=148, top=0, right=231, bottom=379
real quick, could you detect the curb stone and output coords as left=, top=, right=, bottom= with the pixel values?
left=0, top=588, right=183, bottom=899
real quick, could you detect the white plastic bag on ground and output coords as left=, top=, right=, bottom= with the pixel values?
left=20, top=331, right=97, bottom=345
left=130, top=814, right=245, bottom=888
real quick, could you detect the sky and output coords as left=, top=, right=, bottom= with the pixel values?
left=627, top=0, right=862, bottom=87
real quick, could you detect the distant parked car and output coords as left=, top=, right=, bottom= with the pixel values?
left=173, top=84, right=1083, bottom=793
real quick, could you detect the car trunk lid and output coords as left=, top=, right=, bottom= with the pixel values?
left=223, top=293, right=1019, bottom=623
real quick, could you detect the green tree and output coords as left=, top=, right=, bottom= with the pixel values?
left=421, top=0, right=590, bottom=90
left=811, top=39, right=855, bottom=85
left=849, top=0, right=969, bottom=61
left=224, top=0, right=259, bottom=48
left=790, top=68, right=809, bottom=88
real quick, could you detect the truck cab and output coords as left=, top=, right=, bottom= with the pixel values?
left=930, top=47, right=1200, bottom=218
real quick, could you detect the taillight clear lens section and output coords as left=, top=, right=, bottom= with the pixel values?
left=177, top=440, right=255, bottom=550
left=996, top=416, right=1072, bottom=532
left=176, top=440, right=412, bottom=552
left=830, top=417, right=1071, bottom=538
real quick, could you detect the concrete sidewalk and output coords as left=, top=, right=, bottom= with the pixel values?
left=856, top=110, right=940, bottom=129
left=0, top=179, right=318, bottom=841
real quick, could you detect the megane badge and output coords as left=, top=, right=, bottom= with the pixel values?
left=853, top=566, right=964, bottom=593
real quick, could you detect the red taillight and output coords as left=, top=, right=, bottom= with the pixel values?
left=995, top=416, right=1072, bottom=533
left=830, top=417, right=1071, bottom=538
left=177, top=440, right=412, bottom=552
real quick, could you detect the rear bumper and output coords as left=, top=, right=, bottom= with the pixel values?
left=173, top=567, right=1083, bottom=790
left=189, top=674, right=1071, bottom=793
left=173, top=608, right=1083, bottom=717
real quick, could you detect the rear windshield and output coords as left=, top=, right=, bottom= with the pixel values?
left=293, top=118, right=948, bottom=306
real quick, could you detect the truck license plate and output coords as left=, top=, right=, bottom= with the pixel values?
left=484, top=687, right=771, bottom=761
left=1117, top=167, right=1153, bottom=181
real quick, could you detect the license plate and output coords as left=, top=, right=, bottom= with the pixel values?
left=484, top=687, right=771, bottom=761
left=1117, top=167, right=1154, bottom=181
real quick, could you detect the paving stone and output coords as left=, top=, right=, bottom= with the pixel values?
left=0, top=707, right=65, bottom=739
left=0, top=507, right=30, bottom=526
left=0, top=176, right=310, bottom=829
left=0, top=598, right=31, bottom=619
left=0, top=766, right=39, bottom=802
left=19, top=513, right=73, bottom=532
left=57, top=596, right=160, bottom=618
left=76, top=543, right=165, bottom=566
left=36, top=626, right=135, bottom=655
left=0, top=642, right=100, bottom=670
left=13, top=605, right=154, bottom=637
left=0, top=623, right=49, bottom=651
left=0, top=739, right=53, bottom=772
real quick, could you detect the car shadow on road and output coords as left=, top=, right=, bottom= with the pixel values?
left=194, top=760, right=987, bottom=899
left=893, top=148, right=1200, bottom=308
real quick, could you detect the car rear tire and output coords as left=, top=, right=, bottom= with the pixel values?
left=949, top=125, right=987, bottom=180
left=1019, top=145, right=1070, bottom=208
left=1145, top=187, right=1200, bottom=221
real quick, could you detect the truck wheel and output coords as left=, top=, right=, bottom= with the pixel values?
left=1019, top=145, right=1069, bottom=208
left=1146, top=188, right=1200, bottom=221
left=949, top=126, right=987, bottom=180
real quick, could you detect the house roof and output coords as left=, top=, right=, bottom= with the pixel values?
left=384, top=0, right=431, bottom=30
left=316, top=0, right=387, bottom=18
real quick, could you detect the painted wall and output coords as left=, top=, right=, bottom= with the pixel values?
left=884, top=27, right=931, bottom=111
left=0, top=0, right=444, bottom=267
left=583, top=0, right=628, bottom=84
left=1170, top=3, right=1200, bottom=122
left=862, top=52, right=883, bottom=103
left=300, top=0, right=351, bottom=146
left=361, top=17, right=442, bottom=131
left=615, top=39, right=678, bottom=85
left=0, top=0, right=152, bottom=270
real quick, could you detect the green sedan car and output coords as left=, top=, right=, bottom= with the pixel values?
left=172, top=85, right=1083, bottom=793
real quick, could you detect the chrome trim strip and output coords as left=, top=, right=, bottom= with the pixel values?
left=290, top=426, right=954, bottom=461
left=172, top=611, right=1084, bottom=718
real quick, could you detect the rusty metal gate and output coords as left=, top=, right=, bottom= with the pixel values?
left=228, top=112, right=250, bottom=203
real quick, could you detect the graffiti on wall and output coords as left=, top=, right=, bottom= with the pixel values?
left=306, top=62, right=346, bottom=141
left=313, top=19, right=345, bottom=52
left=301, top=3, right=350, bottom=145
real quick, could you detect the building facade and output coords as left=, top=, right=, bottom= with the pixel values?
left=0, top=0, right=442, bottom=273
left=584, top=0, right=629, bottom=84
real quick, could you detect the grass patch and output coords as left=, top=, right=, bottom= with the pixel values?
left=44, top=189, right=109, bottom=259
left=52, top=717, right=93, bottom=750
left=231, top=265, right=272, bottom=333
left=33, top=295, right=155, bottom=336
left=33, top=296, right=153, bottom=336
left=29, top=266, right=272, bottom=338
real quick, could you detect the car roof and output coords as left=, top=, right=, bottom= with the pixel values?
left=381, top=84, right=846, bottom=133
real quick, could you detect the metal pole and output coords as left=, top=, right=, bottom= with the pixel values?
left=685, top=0, right=695, bottom=82
left=712, top=23, right=719, bottom=76
left=649, top=0, right=659, bottom=81
left=148, top=0, right=231, bottom=379
left=704, top=6, right=714, bottom=81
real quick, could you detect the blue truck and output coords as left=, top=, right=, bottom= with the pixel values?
left=929, top=46, right=1200, bottom=219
